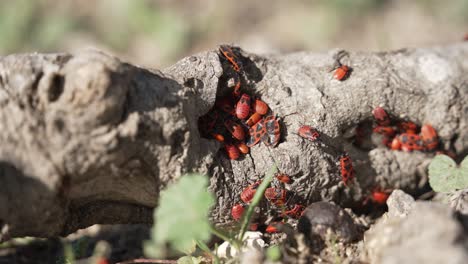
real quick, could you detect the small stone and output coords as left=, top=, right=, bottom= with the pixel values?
left=215, top=231, right=265, bottom=259
left=240, top=248, right=264, bottom=264
left=298, top=202, right=359, bottom=244
left=386, top=189, right=415, bottom=218
left=365, top=202, right=468, bottom=264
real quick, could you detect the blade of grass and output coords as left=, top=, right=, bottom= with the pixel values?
left=63, top=241, right=75, bottom=264
left=238, top=165, right=278, bottom=241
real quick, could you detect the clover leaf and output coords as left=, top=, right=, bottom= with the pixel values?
left=144, top=174, right=215, bottom=257
left=429, top=155, right=468, bottom=193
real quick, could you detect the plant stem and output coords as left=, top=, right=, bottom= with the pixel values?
left=195, top=240, right=220, bottom=264
left=210, top=226, right=241, bottom=249
left=238, top=165, right=278, bottom=241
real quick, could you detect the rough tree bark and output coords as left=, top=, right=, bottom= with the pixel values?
left=0, top=43, right=467, bottom=240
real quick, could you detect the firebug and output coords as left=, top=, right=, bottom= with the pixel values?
left=421, top=124, right=439, bottom=151
left=373, top=126, right=396, bottom=137
left=372, top=107, right=391, bottom=126
left=275, top=173, right=291, bottom=184
left=263, top=115, right=281, bottom=147
left=231, top=204, right=245, bottom=221
left=236, top=142, right=249, bottom=154
left=333, top=65, right=350, bottom=81
left=265, top=187, right=287, bottom=206
left=282, top=204, right=305, bottom=219
left=339, top=154, right=355, bottom=186
left=253, top=99, right=269, bottom=115
left=211, top=133, right=225, bottom=142
left=397, top=121, right=418, bottom=134
left=390, top=137, right=402, bottom=150
left=298, top=125, right=320, bottom=141
left=224, top=120, right=245, bottom=141
left=236, top=94, right=251, bottom=119
left=241, top=181, right=261, bottom=204
left=219, top=45, right=242, bottom=72
left=246, top=112, right=262, bottom=127
left=225, top=144, right=240, bottom=160
left=265, top=223, right=281, bottom=233
left=246, top=118, right=266, bottom=147
left=398, top=133, right=424, bottom=152
left=371, top=189, right=391, bottom=205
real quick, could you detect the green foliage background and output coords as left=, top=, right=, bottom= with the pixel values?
left=0, top=0, right=467, bottom=68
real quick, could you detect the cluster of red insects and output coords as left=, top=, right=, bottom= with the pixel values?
left=200, top=45, right=450, bottom=233
left=371, top=106, right=439, bottom=152
left=198, top=45, right=281, bottom=160
left=361, top=106, right=445, bottom=206
left=230, top=173, right=305, bottom=233
left=198, top=46, right=357, bottom=232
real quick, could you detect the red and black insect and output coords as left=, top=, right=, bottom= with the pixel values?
left=390, top=137, right=402, bottom=150
left=219, top=45, right=242, bottom=72
left=236, top=94, right=251, bottom=120
left=339, top=154, right=355, bottom=186
left=333, top=65, right=351, bottom=81
left=381, top=136, right=392, bottom=148
left=241, top=181, right=262, bottom=204
left=225, top=144, right=240, bottom=160
left=218, top=46, right=243, bottom=97
left=231, top=73, right=241, bottom=98
left=263, top=115, right=281, bottom=147
left=265, top=187, right=287, bottom=206
left=246, top=112, right=262, bottom=127
left=397, top=121, right=418, bottom=134
left=421, top=124, right=439, bottom=151
left=249, top=223, right=259, bottom=231
left=231, top=204, right=245, bottom=221
left=298, top=125, right=320, bottom=141
left=370, top=189, right=391, bottom=205
left=236, top=142, right=250, bottom=154
left=265, top=222, right=282, bottom=233
left=398, top=133, right=424, bottom=152
left=282, top=204, right=305, bottom=219
left=246, top=118, right=266, bottom=147
left=275, top=173, right=291, bottom=184
left=362, top=187, right=392, bottom=206
left=253, top=99, right=269, bottom=115
left=372, top=107, right=391, bottom=126
left=373, top=126, right=396, bottom=137
left=224, top=120, right=245, bottom=141
left=211, top=133, right=224, bottom=142
left=96, top=257, right=110, bottom=264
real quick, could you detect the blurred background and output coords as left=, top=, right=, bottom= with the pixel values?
left=0, top=0, right=467, bottom=68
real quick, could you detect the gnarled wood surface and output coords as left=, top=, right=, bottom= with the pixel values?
left=0, top=43, right=467, bottom=239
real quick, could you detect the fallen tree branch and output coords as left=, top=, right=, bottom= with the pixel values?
left=0, top=43, right=467, bottom=239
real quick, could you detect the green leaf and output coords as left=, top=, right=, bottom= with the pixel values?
left=144, top=174, right=215, bottom=258
left=266, top=245, right=282, bottom=261
left=429, top=155, right=468, bottom=193
left=452, top=155, right=468, bottom=189
left=177, top=256, right=203, bottom=264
